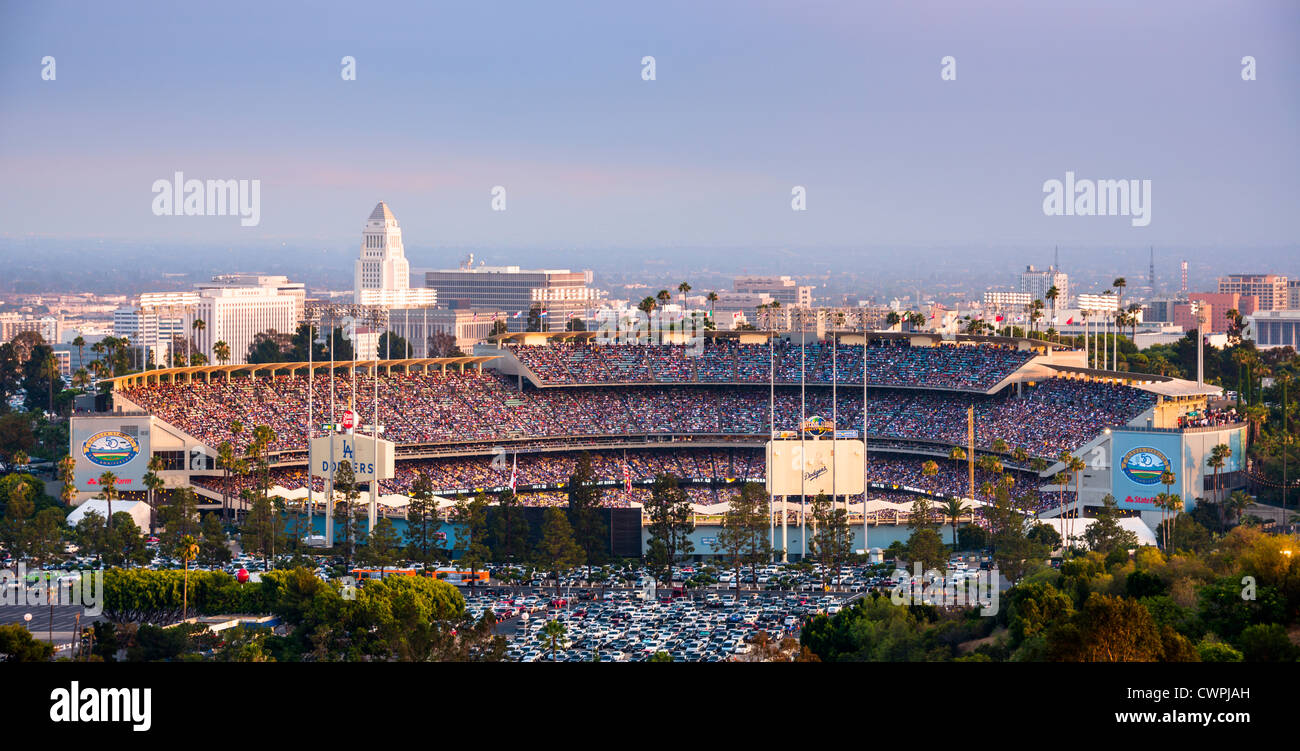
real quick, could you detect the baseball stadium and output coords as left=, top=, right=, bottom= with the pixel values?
left=70, top=331, right=1244, bottom=558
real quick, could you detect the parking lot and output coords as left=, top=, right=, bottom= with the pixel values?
left=463, top=587, right=852, bottom=662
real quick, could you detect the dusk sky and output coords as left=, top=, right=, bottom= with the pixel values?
left=1, top=0, right=1297, bottom=251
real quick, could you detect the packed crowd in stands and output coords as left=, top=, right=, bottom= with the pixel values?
left=506, top=340, right=1036, bottom=391
left=121, top=369, right=1155, bottom=462
left=1177, top=407, right=1241, bottom=428
left=190, top=448, right=1068, bottom=514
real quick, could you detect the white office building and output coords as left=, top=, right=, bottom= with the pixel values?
left=354, top=202, right=438, bottom=308
left=188, top=276, right=302, bottom=365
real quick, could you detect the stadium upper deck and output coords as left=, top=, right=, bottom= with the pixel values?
left=113, top=360, right=1158, bottom=462
left=496, top=337, right=1041, bottom=392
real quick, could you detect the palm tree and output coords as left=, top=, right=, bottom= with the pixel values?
left=1066, top=454, right=1085, bottom=545
left=943, top=498, right=969, bottom=548
left=1112, top=277, right=1126, bottom=370
left=677, top=281, right=691, bottom=309
left=191, top=318, right=206, bottom=364
left=1045, top=285, right=1060, bottom=339
left=1154, top=492, right=1171, bottom=551
left=706, top=291, right=718, bottom=321
left=72, top=334, right=86, bottom=370
left=98, top=470, right=118, bottom=530
left=921, top=459, right=939, bottom=493
left=1226, top=490, right=1252, bottom=526
left=179, top=534, right=200, bottom=621
left=213, top=340, right=231, bottom=365
left=1164, top=494, right=1184, bottom=551
left=990, top=438, right=1009, bottom=455
left=1278, top=370, right=1293, bottom=517
left=1208, top=444, right=1229, bottom=503
left=541, top=619, right=566, bottom=661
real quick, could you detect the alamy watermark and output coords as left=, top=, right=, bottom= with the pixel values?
left=151, top=171, right=261, bottom=227
left=1, top=564, right=103, bottom=616
left=1042, top=171, right=1151, bottom=227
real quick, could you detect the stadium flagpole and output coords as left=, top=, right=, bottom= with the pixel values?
left=800, top=309, right=806, bottom=561
left=327, top=309, right=336, bottom=550
left=769, top=321, right=776, bottom=561
left=862, top=310, right=868, bottom=560
left=307, top=317, right=314, bottom=541
left=369, top=311, right=381, bottom=533
left=832, top=327, right=837, bottom=520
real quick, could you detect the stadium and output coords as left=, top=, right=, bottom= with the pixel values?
left=71, top=331, right=1244, bottom=558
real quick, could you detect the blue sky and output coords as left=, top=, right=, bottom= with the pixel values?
left=0, top=0, right=1297, bottom=251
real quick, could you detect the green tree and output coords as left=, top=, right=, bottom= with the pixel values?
left=0, top=623, right=54, bottom=661
left=808, top=492, right=852, bottom=588
left=536, top=507, right=584, bottom=597
left=541, top=618, right=567, bottom=661
left=405, top=472, right=443, bottom=564
left=643, top=474, right=695, bottom=589
left=199, top=512, right=231, bottom=567
left=179, top=533, right=200, bottom=621
left=332, top=460, right=363, bottom=569
left=363, top=517, right=403, bottom=576
left=1083, top=494, right=1139, bottom=555
left=713, top=482, right=771, bottom=592
left=452, top=493, right=491, bottom=591
left=565, top=452, right=607, bottom=580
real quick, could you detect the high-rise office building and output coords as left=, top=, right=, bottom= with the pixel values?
left=1217, top=273, right=1289, bottom=311
left=186, top=276, right=302, bottom=365
left=424, top=264, right=596, bottom=331
left=354, top=202, right=438, bottom=308
left=1018, top=265, right=1069, bottom=305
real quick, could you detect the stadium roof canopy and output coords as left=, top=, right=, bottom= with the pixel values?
left=104, top=356, right=501, bottom=389
left=1045, top=364, right=1220, bottom=397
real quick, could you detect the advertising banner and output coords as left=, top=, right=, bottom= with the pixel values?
left=71, top=417, right=152, bottom=492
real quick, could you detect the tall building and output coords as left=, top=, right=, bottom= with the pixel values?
left=1288, top=279, right=1300, bottom=310
left=733, top=275, right=813, bottom=307
left=188, top=276, right=302, bottom=365
left=1217, top=273, right=1289, bottom=311
left=354, top=202, right=438, bottom=307
left=1188, top=292, right=1257, bottom=333
left=113, top=307, right=179, bottom=366
left=424, top=264, right=596, bottom=332
left=1017, top=265, right=1069, bottom=305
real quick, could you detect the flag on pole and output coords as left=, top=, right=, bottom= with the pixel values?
left=995, top=315, right=1004, bottom=322
left=539, top=310, right=549, bottom=317
left=1066, top=317, right=1074, bottom=324
left=623, top=461, right=632, bottom=493
left=509, top=454, right=517, bottom=493
left=512, top=311, right=522, bottom=318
